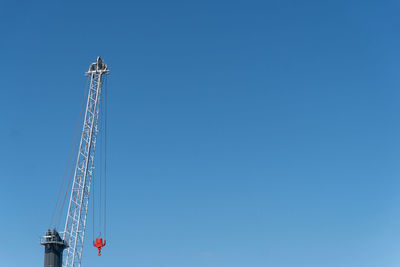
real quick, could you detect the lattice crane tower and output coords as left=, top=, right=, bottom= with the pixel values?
left=41, top=57, right=109, bottom=267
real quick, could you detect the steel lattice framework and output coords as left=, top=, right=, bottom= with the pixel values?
left=62, top=57, right=109, bottom=267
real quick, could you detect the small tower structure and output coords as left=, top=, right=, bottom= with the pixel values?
left=41, top=229, right=68, bottom=267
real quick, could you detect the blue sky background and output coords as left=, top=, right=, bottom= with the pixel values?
left=1, top=0, right=400, bottom=266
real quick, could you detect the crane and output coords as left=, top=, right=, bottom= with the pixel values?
left=41, top=57, right=109, bottom=267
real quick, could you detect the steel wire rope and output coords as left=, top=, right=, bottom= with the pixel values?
left=50, top=76, right=90, bottom=229
left=104, top=74, right=108, bottom=239
left=98, top=91, right=104, bottom=237
left=92, top=149, right=95, bottom=240
left=93, top=74, right=107, bottom=239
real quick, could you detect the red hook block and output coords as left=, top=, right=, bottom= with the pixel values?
left=93, top=238, right=106, bottom=256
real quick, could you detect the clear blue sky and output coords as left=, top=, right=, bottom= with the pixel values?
left=1, top=0, right=400, bottom=266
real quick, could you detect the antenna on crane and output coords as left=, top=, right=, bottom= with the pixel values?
left=41, top=57, right=109, bottom=267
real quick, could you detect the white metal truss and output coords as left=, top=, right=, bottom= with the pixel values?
left=62, top=57, right=109, bottom=267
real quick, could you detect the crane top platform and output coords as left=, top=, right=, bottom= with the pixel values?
left=86, top=56, right=109, bottom=75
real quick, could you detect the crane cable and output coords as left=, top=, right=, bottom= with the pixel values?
left=104, top=74, right=108, bottom=239
left=97, top=89, right=104, bottom=237
left=50, top=76, right=90, bottom=229
left=92, top=74, right=108, bottom=240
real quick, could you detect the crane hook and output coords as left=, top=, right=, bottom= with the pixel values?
left=93, top=238, right=106, bottom=256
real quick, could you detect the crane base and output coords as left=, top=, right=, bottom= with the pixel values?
left=41, top=229, right=68, bottom=267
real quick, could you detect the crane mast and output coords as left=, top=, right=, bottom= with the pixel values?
left=42, top=57, right=109, bottom=267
